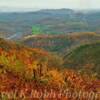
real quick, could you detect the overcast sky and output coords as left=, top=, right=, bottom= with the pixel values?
left=0, top=0, right=100, bottom=11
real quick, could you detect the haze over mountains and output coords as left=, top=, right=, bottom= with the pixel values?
left=0, top=7, right=39, bottom=12
left=0, top=7, right=100, bottom=99
left=0, top=9, right=100, bottom=39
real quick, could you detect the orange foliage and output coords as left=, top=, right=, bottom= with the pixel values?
left=0, top=46, right=99, bottom=99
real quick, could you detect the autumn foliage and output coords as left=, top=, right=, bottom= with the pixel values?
left=0, top=39, right=100, bottom=99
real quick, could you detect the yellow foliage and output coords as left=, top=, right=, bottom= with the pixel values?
left=47, top=69, right=65, bottom=87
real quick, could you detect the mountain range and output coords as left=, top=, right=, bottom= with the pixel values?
left=0, top=9, right=100, bottom=40
left=0, top=9, right=100, bottom=99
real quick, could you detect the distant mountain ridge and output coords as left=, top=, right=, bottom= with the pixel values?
left=0, top=9, right=100, bottom=39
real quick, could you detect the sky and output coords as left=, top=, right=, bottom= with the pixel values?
left=0, top=0, right=100, bottom=11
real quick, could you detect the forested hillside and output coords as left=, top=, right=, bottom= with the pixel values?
left=63, top=42, right=100, bottom=79
left=22, top=32, right=100, bottom=54
left=0, top=38, right=100, bottom=99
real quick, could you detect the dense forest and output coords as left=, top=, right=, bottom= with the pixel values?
left=0, top=35, right=100, bottom=99
left=0, top=9, right=100, bottom=99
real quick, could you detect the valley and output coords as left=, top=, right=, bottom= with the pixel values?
left=0, top=9, right=100, bottom=40
left=0, top=9, right=100, bottom=99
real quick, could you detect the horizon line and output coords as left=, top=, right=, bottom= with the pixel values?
left=0, top=7, right=100, bottom=13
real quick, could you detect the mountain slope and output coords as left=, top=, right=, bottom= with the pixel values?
left=22, top=32, right=100, bottom=54
left=63, top=42, right=100, bottom=78
left=0, top=38, right=100, bottom=99
left=0, top=38, right=63, bottom=78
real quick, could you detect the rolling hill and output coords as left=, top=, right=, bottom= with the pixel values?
left=0, top=9, right=100, bottom=39
left=22, top=32, right=100, bottom=54
left=63, top=42, right=100, bottom=78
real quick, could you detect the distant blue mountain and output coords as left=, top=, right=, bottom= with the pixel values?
left=0, top=9, right=100, bottom=39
